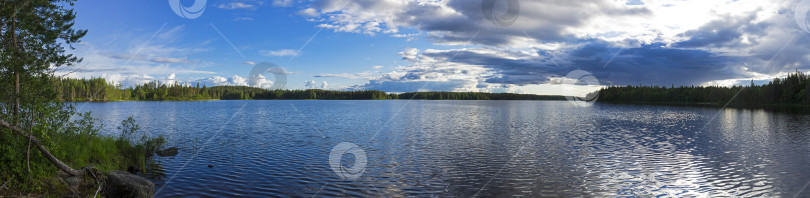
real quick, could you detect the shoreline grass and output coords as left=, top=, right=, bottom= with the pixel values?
left=0, top=115, right=165, bottom=196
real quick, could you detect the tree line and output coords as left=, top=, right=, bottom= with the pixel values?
left=55, top=70, right=810, bottom=105
left=51, top=77, right=568, bottom=101
left=598, top=70, right=810, bottom=107
left=398, top=91, right=566, bottom=100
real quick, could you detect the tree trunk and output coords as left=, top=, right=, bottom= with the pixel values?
left=26, top=115, right=33, bottom=174
left=15, top=73, right=20, bottom=119
left=12, top=17, right=19, bottom=121
left=26, top=137, right=31, bottom=173
left=12, top=3, right=25, bottom=174
left=0, top=120, right=83, bottom=176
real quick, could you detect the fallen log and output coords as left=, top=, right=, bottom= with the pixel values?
left=0, top=119, right=83, bottom=176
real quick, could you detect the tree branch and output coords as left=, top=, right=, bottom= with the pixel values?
left=0, top=120, right=83, bottom=176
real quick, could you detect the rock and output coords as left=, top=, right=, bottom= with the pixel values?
left=104, top=171, right=155, bottom=198
left=127, top=165, right=140, bottom=174
left=156, top=147, right=179, bottom=157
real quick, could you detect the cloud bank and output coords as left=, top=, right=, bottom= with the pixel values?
left=303, top=0, right=810, bottom=93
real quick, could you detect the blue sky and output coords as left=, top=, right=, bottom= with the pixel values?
left=64, top=0, right=810, bottom=95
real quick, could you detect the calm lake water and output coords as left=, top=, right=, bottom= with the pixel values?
left=75, top=100, right=810, bottom=197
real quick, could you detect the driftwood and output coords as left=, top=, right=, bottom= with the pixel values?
left=0, top=120, right=83, bottom=176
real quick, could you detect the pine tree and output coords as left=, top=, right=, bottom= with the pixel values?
left=0, top=0, right=91, bottom=184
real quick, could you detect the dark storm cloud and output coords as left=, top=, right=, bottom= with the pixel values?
left=306, top=0, right=808, bottom=92
left=673, top=13, right=771, bottom=48
left=407, top=41, right=750, bottom=87
left=418, top=49, right=565, bottom=85
left=436, top=0, right=652, bottom=46
left=354, top=79, right=476, bottom=93
left=310, top=0, right=651, bottom=46
left=570, top=42, right=748, bottom=86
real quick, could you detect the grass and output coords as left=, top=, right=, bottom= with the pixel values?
left=0, top=116, right=165, bottom=196
left=52, top=132, right=165, bottom=172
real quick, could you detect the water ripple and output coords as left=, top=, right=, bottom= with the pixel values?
left=75, top=101, right=810, bottom=197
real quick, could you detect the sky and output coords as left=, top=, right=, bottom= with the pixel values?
left=61, top=0, right=810, bottom=95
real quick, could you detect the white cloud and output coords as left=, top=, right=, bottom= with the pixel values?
left=247, top=74, right=275, bottom=89
left=65, top=0, right=810, bottom=94
left=106, top=54, right=194, bottom=64
left=328, top=47, right=506, bottom=93
left=165, top=73, right=177, bottom=85
left=62, top=25, right=216, bottom=88
left=298, top=8, right=319, bottom=17
left=300, top=0, right=795, bottom=54
left=78, top=73, right=154, bottom=88
left=193, top=75, right=275, bottom=89
left=150, top=57, right=194, bottom=64
left=63, top=46, right=215, bottom=83
left=261, top=49, right=300, bottom=57
left=399, top=48, right=419, bottom=62
left=217, top=2, right=257, bottom=10
left=272, top=0, right=294, bottom=7
left=305, top=80, right=317, bottom=89
left=297, top=0, right=810, bottom=91
left=303, top=0, right=764, bottom=47
left=313, top=71, right=376, bottom=80
left=195, top=76, right=235, bottom=87
left=157, top=25, right=184, bottom=40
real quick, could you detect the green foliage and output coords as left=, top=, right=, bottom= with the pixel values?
left=598, top=70, right=810, bottom=107
left=117, top=116, right=140, bottom=140
left=52, top=77, right=570, bottom=101
left=0, top=0, right=163, bottom=195
left=1, top=112, right=165, bottom=194
left=1, top=0, right=92, bottom=194
left=110, top=115, right=166, bottom=171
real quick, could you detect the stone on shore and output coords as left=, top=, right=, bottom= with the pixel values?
left=156, top=147, right=179, bottom=157
left=104, top=171, right=155, bottom=198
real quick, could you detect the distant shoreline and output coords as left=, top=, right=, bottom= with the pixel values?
left=54, top=77, right=570, bottom=101
left=64, top=96, right=810, bottom=114
left=63, top=97, right=570, bottom=102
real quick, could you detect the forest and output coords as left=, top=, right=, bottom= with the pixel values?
left=398, top=91, right=566, bottom=100
left=53, top=70, right=810, bottom=105
left=51, top=77, right=567, bottom=101
left=598, top=70, right=810, bottom=107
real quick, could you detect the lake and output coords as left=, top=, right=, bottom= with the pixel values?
left=75, top=100, right=810, bottom=197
